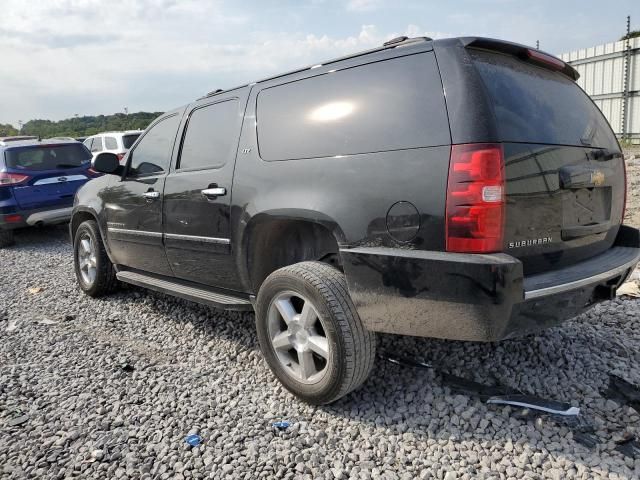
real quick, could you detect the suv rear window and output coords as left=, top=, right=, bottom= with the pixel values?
left=122, top=134, right=140, bottom=149
left=470, top=50, right=618, bottom=149
left=4, top=144, right=91, bottom=171
left=256, top=52, right=449, bottom=161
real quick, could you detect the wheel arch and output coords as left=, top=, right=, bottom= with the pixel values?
left=70, top=207, right=115, bottom=263
left=239, top=210, right=346, bottom=293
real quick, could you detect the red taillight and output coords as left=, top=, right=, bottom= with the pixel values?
left=117, top=153, right=125, bottom=163
left=3, top=214, right=23, bottom=223
left=526, top=49, right=565, bottom=71
left=87, top=167, right=100, bottom=177
left=446, top=143, right=505, bottom=253
left=0, top=172, right=30, bottom=187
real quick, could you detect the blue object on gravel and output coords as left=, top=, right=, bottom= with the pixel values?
left=272, top=421, right=290, bottom=430
left=185, top=434, right=202, bottom=446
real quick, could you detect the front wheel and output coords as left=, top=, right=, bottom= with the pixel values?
left=73, top=220, right=119, bottom=297
left=255, top=261, right=376, bottom=405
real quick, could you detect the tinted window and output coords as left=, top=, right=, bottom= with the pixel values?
left=128, top=115, right=180, bottom=176
left=179, top=100, right=239, bottom=170
left=256, top=53, right=449, bottom=161
left=83, top=138, right=93, bottom=150
left=471, top=50, right=618, bottom=149
left=91, top=137, right=103, bottom=152
left=4, top=144, right=92, bottom=171
left=122, top=134, right=140, bottom=149
left=105, top=136, right=118, bottom=149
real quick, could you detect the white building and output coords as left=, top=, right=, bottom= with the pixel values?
left=559, top=36, right=640, bottom=143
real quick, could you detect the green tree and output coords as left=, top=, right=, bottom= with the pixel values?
left=21, top=112, right=164, bottom=138
left=0, top=123, right=19, bottom=136
left=620, top=30, right=640, bottom=41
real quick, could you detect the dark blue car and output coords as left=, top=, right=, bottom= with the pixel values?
left=0, top=137, right=99, bottom=247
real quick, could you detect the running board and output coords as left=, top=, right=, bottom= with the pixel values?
left=116, top=271, right=253, bottom=311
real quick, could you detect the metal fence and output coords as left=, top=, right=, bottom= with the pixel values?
left=559, top=36, right=640, bottom=143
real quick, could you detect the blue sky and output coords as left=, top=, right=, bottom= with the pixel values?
left=0, top=0, right=637, bottom=126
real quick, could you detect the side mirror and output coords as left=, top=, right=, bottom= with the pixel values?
left=93, top=152, right=122, bottom=175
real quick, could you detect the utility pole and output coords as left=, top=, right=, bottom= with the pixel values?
left=18, top=120, right=22, bottom=132
left=536, top=40, right=539, bottom=50
left=621, top=15, right=631, bottom=142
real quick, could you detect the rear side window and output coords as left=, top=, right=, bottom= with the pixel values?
left=257, top=52, right=449, bottom=161
left=4, top=144, right=92, bottom=171
left=470, top=50, right=618, bottom=149
left=178, top=99, right=239, bottom=170
left=105, top=136, right=118, bottom=149
left=91, top=137, right=103, bottom=152
left=128, top=115, right=180, bottom=177
left=122, top=134, right=140, bottom=149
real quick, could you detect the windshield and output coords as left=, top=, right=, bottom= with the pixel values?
left=122, top=134, right=140, bottom=149
left=470, top=50, right=619, bottom=149
left=4, top=144, right=92, bottom=171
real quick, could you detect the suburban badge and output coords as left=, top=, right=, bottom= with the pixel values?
left=508, top=237, right=553, bottom=248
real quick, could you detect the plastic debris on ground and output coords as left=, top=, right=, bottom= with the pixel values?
left=616, top=281, right=640, bottom=298
left=27, top=287, right=44, bottom=294
left=120, top=363, right=135, bottom=373
left=487, top=394, right=580, bottom=416
left=185, top=434, right=202, bottom=447
left=272, top=420, right=291, bottom=431
left=37, top=318, right=60, bottom=326
left=601, top=374, right=640, bottom=412
left=615, top=433, right=640, bottom=459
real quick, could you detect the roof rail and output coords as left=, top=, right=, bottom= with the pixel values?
left=197, top=36, right=433, bottom=101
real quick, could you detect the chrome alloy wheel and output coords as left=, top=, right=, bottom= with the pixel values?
left=267, top=291, right=330, bottom=384
left=77, top=234, right=97, bottom=285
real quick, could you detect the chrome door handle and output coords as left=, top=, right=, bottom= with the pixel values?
left=201, top=187, right=227, bottom=198
left=143, top=191, right=160, bottom=199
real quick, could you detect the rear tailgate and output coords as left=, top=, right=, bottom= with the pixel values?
left=4, top=143, right=93, bottom=210
left=469, top=48, right=624, bottom=275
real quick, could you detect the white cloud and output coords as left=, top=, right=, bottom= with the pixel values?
left=0, top=0, right=450, bottom=124
left=346, top=0, right=382, bottom=12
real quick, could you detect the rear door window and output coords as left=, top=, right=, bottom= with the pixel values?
left=256, top=52, right=449, bottom=161
left=470, top=50, right=618, bottom=149
left=91, top=137, right=103, bottom=152
left=122, top=134, right=140, bottom=149
left=4, top=144, right=92, bottom=171
left=178, top=99, right=239, bottom=170
left=127, top=115, right=180, bottom=177
left=105, top=136, right=118, bottom=149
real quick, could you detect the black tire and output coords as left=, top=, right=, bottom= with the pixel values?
left=73, top=220, right=119, bottom=297
left=0, top=229, right=15, bottom=248
left=255, top=261, right=375, bottom=404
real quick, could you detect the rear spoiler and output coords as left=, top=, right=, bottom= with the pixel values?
left=460, top=37, right=579, bottom=81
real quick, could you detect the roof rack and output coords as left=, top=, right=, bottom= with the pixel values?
left=198, top=36, right=433, bottom=100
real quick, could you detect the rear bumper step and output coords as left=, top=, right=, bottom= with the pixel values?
left=340, top=225, right=640, bottom=342
left=116, top=270, right=253, bottom=311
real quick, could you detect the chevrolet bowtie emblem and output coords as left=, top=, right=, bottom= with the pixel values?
left=590, top=170, right=605, bottom=186
left=58, top=176, right=68, bottom=182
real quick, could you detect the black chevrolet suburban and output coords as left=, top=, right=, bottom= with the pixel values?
left=71, top=36, right=640, bottom=404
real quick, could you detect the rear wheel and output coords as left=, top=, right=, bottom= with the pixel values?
left=256, top=261, right=375, bottom=404
left=73, top=220, right=119, bottom=297
left=0, top=230, right=15, bottom=248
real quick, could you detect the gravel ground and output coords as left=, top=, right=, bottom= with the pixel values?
left=6, top=154, right=640, bottom=480
left=1, top=225, right=640, bottom=480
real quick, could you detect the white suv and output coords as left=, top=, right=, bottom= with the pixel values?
left=83, top=131, right=142, bottom=163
